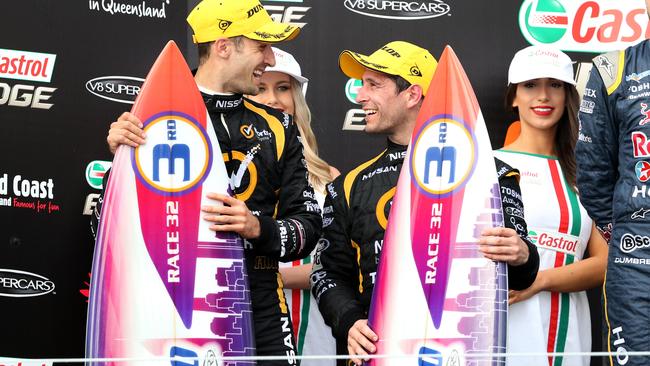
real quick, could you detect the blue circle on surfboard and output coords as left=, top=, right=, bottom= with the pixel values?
left=131, top=110, right=213, bottom=196
left=410, top=114, right=477, bottom=198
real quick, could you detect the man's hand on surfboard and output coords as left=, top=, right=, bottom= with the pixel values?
left=107, top=112, right=146, bottom=153
left=347, top=319, right=378, bottom=365
left=202, top=192, right=261, bottom=239
left=478, top=227, right=530, bottom=266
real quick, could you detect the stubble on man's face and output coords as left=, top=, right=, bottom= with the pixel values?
left=222, top=38, right=269, bottom=95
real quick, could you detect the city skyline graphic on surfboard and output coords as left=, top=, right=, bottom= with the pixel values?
left=86, top=41, right=255, bottom=366
left=367, top=46, right=507, bottom=366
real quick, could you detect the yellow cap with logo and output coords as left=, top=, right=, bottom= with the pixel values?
left=187, top=0, right=300, bottom=43
left=339, top=41, right=437, bottom=95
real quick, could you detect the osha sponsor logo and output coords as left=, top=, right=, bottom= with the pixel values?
left=410, top=117, right=475, bottom=197
left=133, top=111, right=212, bottom=195
left=519, top=0, right=650, bottom=53
left=344, top=0, right=450, bottom=20
left=0, top=269, right=55, bottom=297
left=0, top=49, right=57, bottom=109
left=263, top=0, right=311, bottom=28
left=0, top=173, right=60, bottom=214
left=86, top=76, right=143, bottom=104
left=620, top=232, right=650, bottom=253
left=529, top=229, right=579, bottom=255
left=88, top=0, right=168, bottom=19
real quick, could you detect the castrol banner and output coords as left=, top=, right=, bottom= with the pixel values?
left=519, top=0, right=650, bottom=53
left=0, top=48, right=56, bottom=83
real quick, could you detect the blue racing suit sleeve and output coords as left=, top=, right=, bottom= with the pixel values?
left=575, top=59, right=619, bottom=242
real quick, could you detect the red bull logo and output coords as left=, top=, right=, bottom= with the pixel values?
left=519, top=0, right=650, bottom=53
left=632, top=131, right=650, bottom=158
left=641, top=103, right=650, bottom=126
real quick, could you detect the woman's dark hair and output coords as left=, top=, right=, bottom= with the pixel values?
left=505, top=82, right=580, bottom=190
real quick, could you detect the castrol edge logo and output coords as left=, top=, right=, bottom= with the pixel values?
left=519, top=0, right=650, bottom=53
left=0, top=48, right=56, bottom=83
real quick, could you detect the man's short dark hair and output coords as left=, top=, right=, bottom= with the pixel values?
left=387, top=74, right=412, bottom=94
left=196, top=36, right=245, bottom=65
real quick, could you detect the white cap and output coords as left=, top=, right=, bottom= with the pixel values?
left=508, top=45, right=576, bottom=86
left=266, top=47, right=309, bottom=95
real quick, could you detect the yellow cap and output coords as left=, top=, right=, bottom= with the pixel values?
left=339, top=41, right=437, bottom=95
left=187, top=0, right=300, bottom=44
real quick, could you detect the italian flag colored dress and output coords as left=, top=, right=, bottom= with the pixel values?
left=494, top=150, right=593, bottom=366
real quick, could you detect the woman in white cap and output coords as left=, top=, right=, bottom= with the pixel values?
left=248, top=47, right=338, bottom=366
left=493, top=46, right=607, bottom=366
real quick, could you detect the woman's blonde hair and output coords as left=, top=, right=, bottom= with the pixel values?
left=290, top=77, right=334, bottom=192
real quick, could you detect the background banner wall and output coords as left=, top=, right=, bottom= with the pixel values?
left=2, top=0, right=648, bottom=362
left=0, top=0, right=187, bottom=358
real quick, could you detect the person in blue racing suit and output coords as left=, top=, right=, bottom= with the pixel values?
left=575, top=5, right=650, bottom=363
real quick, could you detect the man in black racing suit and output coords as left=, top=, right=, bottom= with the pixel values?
left=98, top=1, right=322, bottom=365
left=310, top=41, right=539, bottom=366
left=576, top=38, right=650, bottom=366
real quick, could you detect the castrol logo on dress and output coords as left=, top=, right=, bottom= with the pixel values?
left=529, top=228, right=580, bottom=255
left=0, top=48, right=56, bottom=83
left=519, top=0, right=650, bottom=53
